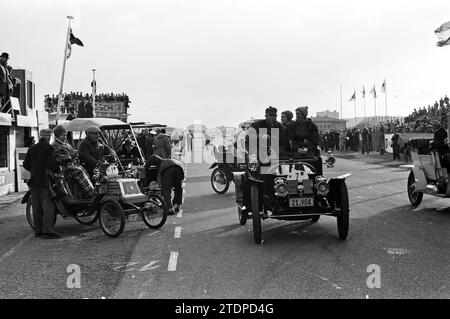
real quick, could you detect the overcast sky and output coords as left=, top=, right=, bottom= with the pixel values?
left=2, top=0, right=450, bottom=128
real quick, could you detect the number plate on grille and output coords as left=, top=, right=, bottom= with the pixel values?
left=289, top=197, right=314, bottom=207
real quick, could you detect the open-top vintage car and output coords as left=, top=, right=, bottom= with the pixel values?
left=233, top=150, right=350, bottom=244
left=23, top=118, right=168, bottom=237
left=404, top=135, right=450, bottom=206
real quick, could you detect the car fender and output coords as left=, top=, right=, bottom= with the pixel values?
left=209, top=162, right=218, bottom=169
left=21, top=190, right=31, bottom=204
left=327, top=175, right=350, bottom=203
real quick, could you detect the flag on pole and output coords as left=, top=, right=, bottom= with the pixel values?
left=349, top=90, right=356, bottom=102
left=435, top=21, right=450, bottom=47
left=69, top=29, right=84, bottom=46
left=91, top=79, right=96, bottom=96
left=370, top=85, right=377, bottom=98
left=381, top=79, right=386, bottom=93
left=66, top=28, right=83, bottom=59
left=361, top=85, right=366, bottom=98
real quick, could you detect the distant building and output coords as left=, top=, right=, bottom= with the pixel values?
left=316, top=110, right=340, bottom=119
left=311, top=116, right=346, bottom=133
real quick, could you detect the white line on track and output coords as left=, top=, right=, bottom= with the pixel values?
left=0, top=233, right=33, bottom=264
left=168, top=251, right=179, bottom=271
left=174, top=226, right=182, bottom=238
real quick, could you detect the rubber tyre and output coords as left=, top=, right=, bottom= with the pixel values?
left=75, top=211, right=99, bottom=225
left=211, top=168, right=230, bottom=194
left=311, top=215, right=320, bottom=223
left=407, top=170, right=423, bottom=207
left=251, top=184, right=262, bottom=244
left=99, top=199, right=125, bottom=238
left=238, top=206, right=247, bottom=226
left=336, top=181, right=350, bottom=240
left=142, top=194, right=168, bottom=229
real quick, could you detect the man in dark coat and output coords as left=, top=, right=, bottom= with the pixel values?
left=361, top=127, right=369, bottom=155
left=391, top=129, right=400, bottom=160
left=291, top=106, right=320, bottom=155
left=146, top=154, right=185, bottom=215
left=78, top=126, right=114, bottom=175
left=23, top=129, right=60, bottom=239
left=246, top=106, right=286, bottom=159
left=431, top=115, right=450, bottom=195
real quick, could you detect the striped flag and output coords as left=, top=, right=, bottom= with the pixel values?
left=91, top=79, right=96, bottom=96
left=435, top=21, right=450, bottom=47
left=381, top=79, right=386, bottom=93
left=67, top=28, right=84, bottom=59
left=361, top=85, right=366, bottom=98
left=349, top=90, right=356, bottom=102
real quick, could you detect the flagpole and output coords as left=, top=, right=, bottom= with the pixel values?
left=354, top=96, right=357, bottom=127
left=363, top=95, right=366, bottom=119
left=56, top=16, right=73, bottom=125
left=385, top=88, right=388, bottom=117
left=92, top=69, right=96, bottom=117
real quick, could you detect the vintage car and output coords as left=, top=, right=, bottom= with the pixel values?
left=404, top=135, right=450, bottom=206
left=233, top=150, right=350, bottom=244
left=210, top=144, right=246, bottom=194
left=23, top=118, right=168, bottom=237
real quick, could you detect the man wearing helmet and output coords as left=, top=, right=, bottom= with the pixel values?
left=78, top=126, right=115, bottom=175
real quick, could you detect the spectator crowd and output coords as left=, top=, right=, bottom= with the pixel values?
left=44, top=92, right=131, bottom=117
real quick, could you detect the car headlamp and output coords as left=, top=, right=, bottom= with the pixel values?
left=274, top=178, right=288, bottom=197
left=248, top=154, right=259, bottom=171
left=316, top=181, right=330, bottom=195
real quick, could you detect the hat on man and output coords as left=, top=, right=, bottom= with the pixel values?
left=0, top=52, right=9, bottom=59
left=295, top=106, right=308, bottom=118
left=86, top=126, right=101, bottom=134
left=39, top=128, right=52, bottom=137
left=265, top=106, right=277, bottom=115
left=53, top=125, right=67, bottom=138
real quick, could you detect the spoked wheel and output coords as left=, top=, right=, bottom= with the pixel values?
left=26, top=196, right=35, bottom=231
left=211, top=168, right=230, bottom=194
left=238, top=206, right=248, bottom=226
left=142, top=194, right=168, bottom=229
left=311, top=215, right=320, bottom=223
left=407, top=170, right=423, bottom=207
left=75, top=210, right=99, bottom=225
left=99, top=199, right=125, bottom=238
left=251, top=184, right=262, bottom=244
left=335, top=181, right=349, bottom=240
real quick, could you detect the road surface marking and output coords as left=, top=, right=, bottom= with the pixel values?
left=174, top=226, right=182, bottom=238
left=168, top=252, right=179, bottom=271
left=0, top=233, right=33, bottom=264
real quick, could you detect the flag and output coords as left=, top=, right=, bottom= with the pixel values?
left=349, top=90, right=356, bottom=102
left=361, top=85, right=366, bottom=98
left=370, top=85, right=377, bottom=98
left=69, top=28, right=84, bottom=46
left=381, top=79, right=386, bottom=93
left=91, top=79, right=96, bottom=96
left=435, top=21, right=450, bottom=47
left=66, top=28, right=83, bottom=59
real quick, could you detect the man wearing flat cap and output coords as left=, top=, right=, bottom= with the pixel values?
left=78, top=126, right=115, bottom=176
left=246, top=106, right=287, bottom=160
left=23, top=129, right=60, bottom=239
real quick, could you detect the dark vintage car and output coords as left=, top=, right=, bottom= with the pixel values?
left=233, top=150, right=351, bottom=244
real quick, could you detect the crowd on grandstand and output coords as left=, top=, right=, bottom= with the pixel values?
left=44, top=92, right=130, bottom=114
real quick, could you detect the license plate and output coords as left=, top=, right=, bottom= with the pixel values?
left=289, top=197, right=314, bottom=207
left=127, top=214, right=140, bottom=222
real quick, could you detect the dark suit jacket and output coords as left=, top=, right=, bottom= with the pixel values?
left=431, top=127, right=450, bottom=155
left=78, top=138, right=110, bottom=173
left=290, top=118, right=320, bottom=152
left=23, top=140, right=58, bottom=187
